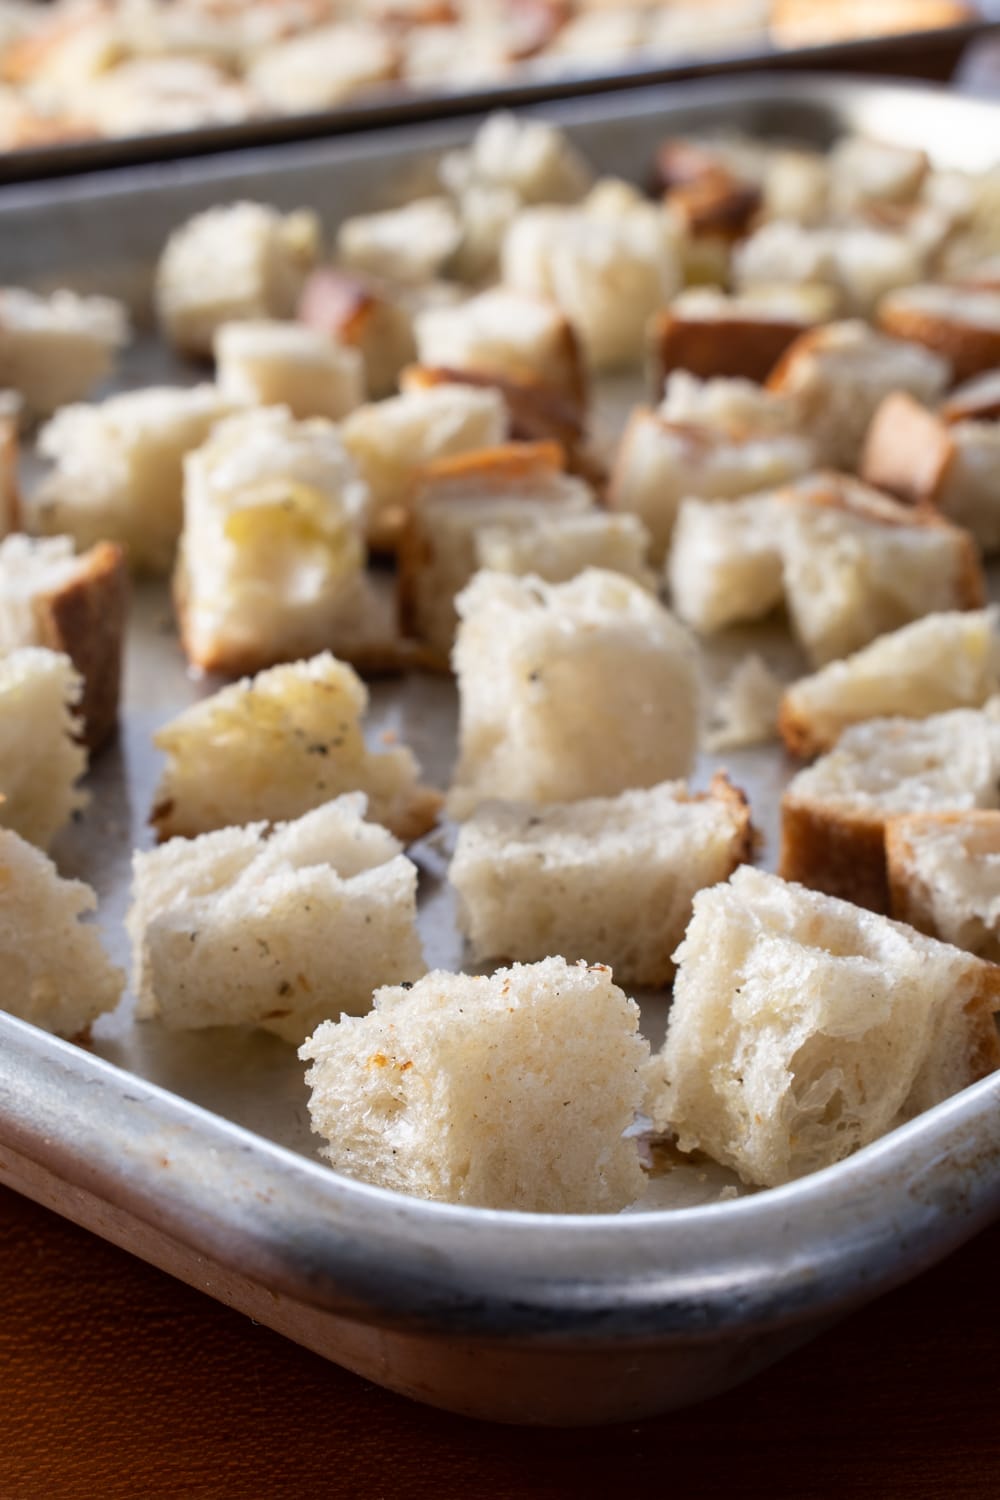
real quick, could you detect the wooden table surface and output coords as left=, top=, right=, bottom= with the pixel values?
left=1, top=1183, right=997, bottom=1500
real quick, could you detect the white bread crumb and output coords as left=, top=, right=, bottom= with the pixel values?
left=0, top=647, right=86, bottom=849
left=475, top=509, right=654, bottom=590
left=706, top=654, right=784, bottom=751
left=214, top=319, right=364, bottom=421
left=0, top=286, right=128, bottom=421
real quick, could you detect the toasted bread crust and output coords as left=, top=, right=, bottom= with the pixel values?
left=777, top=696, right=828, bottom=761
left=779, top=795, right=893, bottom=915
left=35, top=541, right=128, bottom=752
left=764, top=322, right=831, bottom=395
left=940, top=371, right=1000, bottom=424
left=650, top=306, right=808, bottom=386
left=877, top=300, right=1000, bottom=384
left=703, top=771, right=756, bottom=868
left=0, top=416, right=20, bottom=535
left=859, top=392, right=956, bottom=508
left=151, top=780, right=441, bottom=847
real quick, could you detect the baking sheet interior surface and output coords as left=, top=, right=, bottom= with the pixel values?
left=4, top=78, right=999, bottom=1224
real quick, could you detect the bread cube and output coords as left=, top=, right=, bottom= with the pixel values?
left=0, top=647, right=86, bottom=849
left=438, top=111, right=591, bottom=207
left=767, top=320, right=951, bottom=469
left=609, top=401, right=813, bottom=563
left=733, top=221, right=924, bottom=318
left=246, top=22, right=397, bottom=114
left=780, top=609, right=1000, bottom=759
left=128, top=794, right=424, bottom=1043
left=32, top=384, right=239, bottom=574
left=449, top=569, right=701, bottom=818
left=175, top=406, right=383, bottom=676
left=667, top=491, right=785, bottom=634
left=644, top=866, right=1000, bottom=1189
left=878, top=284, right=1000, bottom=383
left=502, top=183, right=683, bottom=369
left=770, top=0, right=972, bottom=47
left=337, top=197, right=462, bottom=286
left=0, top=827, right=123, bottom=1037
left=827, top=136, right=928, bottom=215
left=76, top=57, right=252, bottom=138
left=414, top=286, right=585, bottom=410
left=475, top=510, right=653, bottom=590
left=0, top=534, right=127, bottom=750
left=451, top=774, right=751, bottom=986
left=297, top=267, right=419, bottom=399
left=780, top=701, right=1000, bottom=913
left=156, top=202, right=321, bottom=358
left=213, top=320, right=364, bottom=421
left=941, top=369, right=1000, bottom=424
left=300, top=957, right=649, bottom=1213
left=340, top=383, right=507, bottom=552
left=150, top=652, right=440, bottom=845
left=649, top=284, right=837, bottom=387
left=0, top=287, right=128, bottom=421
left=887, top=811, right=1000, bottom=962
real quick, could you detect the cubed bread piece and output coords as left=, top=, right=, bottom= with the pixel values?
left=246, top=22, right=397, bottom=113
left=449, top=569, right=701, bottom=818
left=780, top=701, right=1000, bottom=913
left=887, top=811, right=1000, bottom=961
left=941, top=369, right=1000, bottom=424
left=0, top=534, right=127, bottom=751
left=667, top=491, right=785, bottom=635
left=340, top=383, right=507, bottom=552
left=878, top=284, right=1000, bottom=383
left=451, top=774, right=751, bottom=986
left=32, top=384, right=239, bottom=574
left=300, top=956, right=648, bottom=1213
left=609, top=404, right=813, bottom=564
left=827, top=136, right=928, bottom=216
left=175, top=406, right=385, bottom=676
left=654, top=141, right=761, bottom=245
left=414, top=286, right=585, bottom=410
left=777, top=472, right=984, bottom=667
left=297, top=268, right=418, bottom=399
left=74, top=56, right=252, bottom=138
left=0, top=647, right=86, bottom=849
left=733, top=221, right=924, bottom=318
left=932, top=422, right=1000, bottom=553
left=336, top=197, right=462, bottom=286
left=156, top=202, right=321, bottom=358
left=0, top=827, right=123, bottom=1038
left=438, top=111, right=592, bottom=206
left=0, top=287, right=127, bottom=421
left=767, top=320, right=951, bottom=469
left=128, top=794, right=424, bottom=1043
left=213, top=319, right=364, bottom=421
left=770, top=0, right=973, bottom=46
left=502, top=183, right=682, bottom=370
left=655, top=370, right=801, bottom=436
left=644, top=866, right=1000, bottom=1189
left=0, top=408, right=19, bottom=534
left=780, top=609, right=1000, bottom=759
left=475, top=510, right=653, bottom=589
left=150, top=652, right=440, bottom=845
left=648, top=284, right=837, bottom=387
left=398, top=443, right=594, bottom=661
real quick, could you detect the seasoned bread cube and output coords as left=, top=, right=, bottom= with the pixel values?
left=667, top=491, right=785, bottom=634
left=644, top=866, right=1000, bottom=1189
left=398, top=443, right=594, bottom=661
left=767, top=320, right=951, bottom=470
left=609, top=401, right=813, bottom=564
left=300, top=956, right=649, bottom=1213
left=733, top=220, right=924, bottom=318
left=780, top=609, right=1000, bottom=759
left=128, top=794, right=424, bottom=1043
left=649, top=284, right=837, bottom=386
left=150, top=652, right=440, bottom=845
left=941, top=369, right=1000, bottom=424
left=0, top=827, right=123, bottom=1038
left=213, top=320, right=364, bottom=421
left=298, top=267, right=418, bottom=399
left=340, top=383, right=507, bottom=552
left=175, top=406, right=381, bottom=676
left=156, top=202, right=320, bottom=358
left=780, top=702, right=1000, bottom=913
left=451, top=775, right=751, bottom=986
left=0, top=647, right=86, bottom=849
left=337, top=197, right=462, bottom=287
left=776, top=472, right=984, bottom=667
left=0, top=535, right=127, bottom=751
left=475, top=509, right=653, bottom=589
left=878, top=284, right=1000, bottom=383
left=449, top=569, right=701, bottom=818
left=827, top=136, right=928, bottom=215
left=0, top=287, right=127, bottom=422
left=502, top=184, right=682, bottom=370
left=32, top=384, right=239, bottom=574
left=887, top=810, right=1000, bottom=961
left=246, top=22, right=396, bottom=114
left=438, top=111, right=591, bottom=207
left=414, top=286, right=585, bottom=410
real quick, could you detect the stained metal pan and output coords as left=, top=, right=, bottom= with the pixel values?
left=0, top=75, right=998, bottom=1426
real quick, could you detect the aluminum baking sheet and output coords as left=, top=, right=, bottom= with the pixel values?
left=0, top=76, right=999, bottom=1425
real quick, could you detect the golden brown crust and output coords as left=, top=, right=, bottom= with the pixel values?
left=859, top=392, right=956, bottom=509
left=779, top=794, right=893, bottom=915
left=770, top=0, right=973, bottom=46
left=764, top=323, right=831, bottom=395
left=649, top=306, right=810, bottom=386
left=664, top=172, right=762, bottom=243
left=940, top=371, right=1000, bottom=425
left=152, top=780, right=442, bottom=847
left=702, top=771, right=756, bottom=870
left=0, top=416, right=20, bottom=535
left=885, top=809, right=1000, bottom=936
left=777, top=696, right=829, bottom=762
left=877, top=298, right=1000, bottom=385
left=35, top=540, right=128, bottom=752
